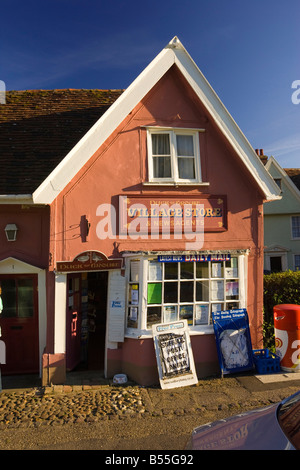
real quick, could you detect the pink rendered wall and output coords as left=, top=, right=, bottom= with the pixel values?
left=0, top=204, right=50, bottom=268
left=49, top=65, right=265, bottom=356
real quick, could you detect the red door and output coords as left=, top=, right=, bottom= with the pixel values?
left=0, top=274, right=39, bottom=374
left=66, top=274, right=82, bottom=370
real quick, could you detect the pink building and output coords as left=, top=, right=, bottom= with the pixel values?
left=0, top=38, right=280, bottom=385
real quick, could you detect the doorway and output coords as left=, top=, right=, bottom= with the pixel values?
left=0, top=274, right=39, bottom=374
left=270, top=256, right=282, bottom=272
left=85, top=271, right=108, bottom=370
left=66, top=271, right=108, bottom=372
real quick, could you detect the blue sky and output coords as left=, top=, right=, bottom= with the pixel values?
left=1, top=0, right=299, bottom=168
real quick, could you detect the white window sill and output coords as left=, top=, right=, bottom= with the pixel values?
left=142, top=181, right=210, bottom=187
left=125, top=324, right=214, bottom=339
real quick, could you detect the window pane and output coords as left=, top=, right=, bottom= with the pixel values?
left=179, top=305, right=193, bottom=325
left=211, top=262, right=223, bottom=278
left=225, top=257, right=238, bottom=277
left=180, top=281, right=193, bottom=302
left=178, top=157, right=195, bottom=179
left=211, top=280, right=224, bottom=301
left=226, top=302, right=239, bottom=310
left=165, top=263, right=178, bottom=279
left=1, top=279, right=16, bottom=317
left=196, top=262, right=209, bottom=278
left=18, top=278, right=34, bottom=318
left=164, top=282, right=178, bottom=303
left=127, top=307, right=138, bottom=328
left=196, top=281, right=209, bottom=301
left=292, top=216, right=300, bottom=238
left=148, top=283, right=162, bottom=304
left=147, top=306, right=161, bottom=328
left=152, top=134, right=170, bottom=155
left=163, top=306, right=178, bottom=323
left=195, top=304, right=209, bottom=325
left=148, top=261, right=162, bottom=281
left=212, top=303, right=223, bottom=313
left=180, top=262, right=194, bottom=279
left=226, top=281, right=239, bottom=300
left=153, top=156, right=171, bottom=178
left=176, top=135, right=194, bottom=156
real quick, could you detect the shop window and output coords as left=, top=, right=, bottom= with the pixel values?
left=147, top=128, right=201, bottom=183
left=145, top=257, right=241, bottom=329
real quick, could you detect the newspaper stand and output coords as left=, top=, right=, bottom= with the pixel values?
left=212, top=309, right=254, bottom=377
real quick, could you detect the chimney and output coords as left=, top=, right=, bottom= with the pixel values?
left=255, top=148, right=268, bottom=165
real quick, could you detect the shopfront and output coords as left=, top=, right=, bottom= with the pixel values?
left=1, top=38, right=280, bottom=386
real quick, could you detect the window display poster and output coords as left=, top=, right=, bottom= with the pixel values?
left=212, top=309, right=254, bottom=377
left=152, top=320, right=198, bottom=389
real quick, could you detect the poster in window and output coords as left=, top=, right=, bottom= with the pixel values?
left=179, top=305, right=193, bottom=325
left=211, top=280, right=224, bottom=301
left=130, top=285, right=139, bottom=305
left=148, top=261, right=162, bottom=281
left=163, top=305, right=177, bottom=323
left=195, top=304, right=209, bottom=324
left=152, top=320, right=198, bottom=389
left=226, top=281, right=239, bottom=297
left=212, top=262, right=222, bottom=278
left=147, top=283, right=162, bottom=304
left=129, top=307, right=138, bottom=322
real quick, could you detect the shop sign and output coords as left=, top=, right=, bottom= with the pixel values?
left=152, top=320, right=198, bottom=389
left=212, top=309, right=254, bottom=377
left=119, top=195, right=227, bottom=234
left=56, top=251, right=123, bottom=272
left=158, top=254, right=231, bottom=262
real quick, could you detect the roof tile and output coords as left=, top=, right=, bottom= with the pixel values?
left=0, top=89, right=123, bottom=195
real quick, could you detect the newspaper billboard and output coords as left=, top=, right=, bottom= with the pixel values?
left=152, top=320, right=198, bottom=389
left=212, top=309, right=254, bottom=377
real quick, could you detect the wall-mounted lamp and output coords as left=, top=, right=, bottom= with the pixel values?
left=5, top=224, right=18, bottom=242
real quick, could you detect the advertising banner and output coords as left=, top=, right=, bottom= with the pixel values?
left=212, top=309, right=254, bottom=377
left=152, top=320, right=198, bottom=389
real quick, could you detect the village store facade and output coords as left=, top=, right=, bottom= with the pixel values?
left=0, top=38, right=280, bottom=386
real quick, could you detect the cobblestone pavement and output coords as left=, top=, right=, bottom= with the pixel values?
left=0, top=372, right=300, bottom=431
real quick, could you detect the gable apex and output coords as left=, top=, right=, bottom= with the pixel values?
left=33, top=37, right=281, bottom=204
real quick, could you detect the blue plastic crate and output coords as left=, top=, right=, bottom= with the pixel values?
left=253, top=349, right=281, bottom=374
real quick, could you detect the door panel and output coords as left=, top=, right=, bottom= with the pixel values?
left=0, top=274, right=39, bottom=374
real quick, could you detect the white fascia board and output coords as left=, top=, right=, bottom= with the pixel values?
left=172, top=44, right=281, bottom=201
left=33, top=47, right=175, bottom=204
left=266, top=156, right=300, bottom=203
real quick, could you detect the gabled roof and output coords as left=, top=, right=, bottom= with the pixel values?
left=1, top=37, right=281, bottom=204
left=265, top=156, right=300, bottom=206
left=0, top=89, right=123, bottom=196
left=284, top=168, right=300, bottom=191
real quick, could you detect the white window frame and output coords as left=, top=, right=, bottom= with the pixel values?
left=294, top=254, right=300, bottom=271
left=124, top=253, right=247, bottom=338
left=146, top=127, right=203, bottom=184
left=291, top=215, right=300, bottom=240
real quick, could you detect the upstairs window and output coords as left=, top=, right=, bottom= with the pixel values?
left=291, top=216, right=300, bottom=239
left=147, top=128, right=201, bottom=183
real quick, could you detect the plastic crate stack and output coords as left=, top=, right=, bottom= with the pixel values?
left=253, top=349, right=281, bottom=374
